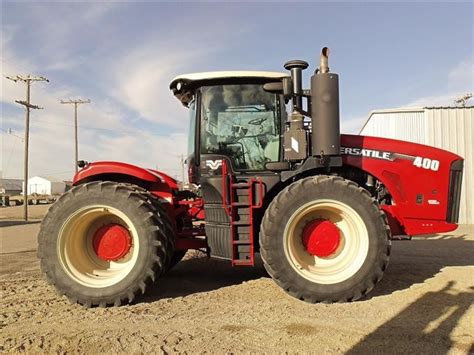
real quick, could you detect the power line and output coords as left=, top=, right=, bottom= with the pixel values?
left=35, top=170, right=76, bottom=176
left=60, top=98, right=91, bottom=173
left=0, top=128, right=24, bottom=141
left=33, top=118, right=185, bottom=137
left=0, top=58, right=35, bottom=77
left=5, top=74, right=49, bottom=221
left=4, top=137, right=18, bottom=177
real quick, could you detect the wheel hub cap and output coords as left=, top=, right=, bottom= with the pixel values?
left=92, top=223, right=132, bottom=261
left=302, top=219, right=341, bottom=257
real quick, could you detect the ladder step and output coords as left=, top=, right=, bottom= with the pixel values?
left=231, top=202, right=249, bottom=207
left=233, top=259, right=254, bottom=266
left=231, top=183, right=250, bottom=188
left=231, top=221, right=250, bottom=226
left=232, top=240, right=251, bottom=245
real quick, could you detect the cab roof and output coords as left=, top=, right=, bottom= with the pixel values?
left=170, top=71, right=288, bottom=106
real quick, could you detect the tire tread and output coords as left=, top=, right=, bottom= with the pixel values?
left=37, top=181, right=175, bottom=307
left=259, top=175, right=391, bottom=303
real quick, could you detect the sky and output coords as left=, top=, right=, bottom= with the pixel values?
left=1, top=1, right=473, bottom=181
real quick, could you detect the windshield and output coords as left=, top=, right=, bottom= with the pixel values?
left=200, top=84, right=280, bottom=170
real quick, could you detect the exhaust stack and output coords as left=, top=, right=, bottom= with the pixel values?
left=319, top=47, right=330, bottom=74
left=310, top=47, right=340, bottom=156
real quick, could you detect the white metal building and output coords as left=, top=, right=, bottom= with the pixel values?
left=359, top=106, right=473, bottom=224
left=26, top=176, right=66, bottom=196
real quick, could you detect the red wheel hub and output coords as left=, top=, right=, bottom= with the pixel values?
left=92, top=224, right=132, bottom=261
left=302, top=219, right=341, bottom=257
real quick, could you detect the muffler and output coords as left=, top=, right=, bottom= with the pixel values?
left=310, top=47, right=340, bottom=156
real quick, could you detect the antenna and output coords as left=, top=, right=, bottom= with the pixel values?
left=454, top=93, right=472, bottom=107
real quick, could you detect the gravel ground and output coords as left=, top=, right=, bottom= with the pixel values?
left=0, top=205, right=473, bottom=354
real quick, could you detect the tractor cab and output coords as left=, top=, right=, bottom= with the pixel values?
left=169, top=56, right=345, bottom=265
left=170, top=72, right=288, bottom=174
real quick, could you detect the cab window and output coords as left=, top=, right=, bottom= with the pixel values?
left=200, top=84, right=280, bottom=170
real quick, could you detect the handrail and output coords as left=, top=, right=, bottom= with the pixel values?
left=252, top=178, right=264, bottom=208
left=221, top=160, right=231, bottom=216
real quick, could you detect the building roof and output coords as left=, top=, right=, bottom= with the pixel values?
left=358, top=106, right=473, bottom=134
left=424, top=106, right=474, bottom=110
left=28, top=175, right=66, bottom=183
left=0, top=178, right=23, bottom=191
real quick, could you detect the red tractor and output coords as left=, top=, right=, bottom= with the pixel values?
left=38, top=48, right=463, bottom=307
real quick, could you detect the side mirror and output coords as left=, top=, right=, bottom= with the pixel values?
left=263, top=77, right=293, bottom=100
left=263, top=82, right=283, bottom=93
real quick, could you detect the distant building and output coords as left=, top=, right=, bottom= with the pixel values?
left=360, top=106, right=473, bottom=224
left=26, top=176, right=66, bottom=195
left=0, top=178, right=23, bottom=196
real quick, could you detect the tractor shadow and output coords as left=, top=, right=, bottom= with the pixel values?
left=349, top=281, right=474, bottom=354
left=141, top=227, right=473, bottom=303
left=363, top=229, right=474, bottom=300
left=0, top=219, right=41, bottom=227
left=142, top=253, right=269, bottom=302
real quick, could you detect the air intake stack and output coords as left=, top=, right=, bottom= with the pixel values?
left=310, top=47, right=340, bottom=156
left=284, top=59, right=309, bottom=112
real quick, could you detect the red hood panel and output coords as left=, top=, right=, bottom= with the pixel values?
left=341, top=134, right=462, bottom=235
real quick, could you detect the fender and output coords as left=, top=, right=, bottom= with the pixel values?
left=73, top=161, right=179, bottom=202
left=340, top=134, right=463, bottom=236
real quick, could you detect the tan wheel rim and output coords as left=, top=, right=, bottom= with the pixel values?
left=57, top=205, right=139, bottom=288
left=283, top=199, right=369, bottom=284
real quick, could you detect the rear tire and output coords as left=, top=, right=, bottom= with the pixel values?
left=37, top=181, right=174, bottom=307
left=260, top=175, right=391, bottom=303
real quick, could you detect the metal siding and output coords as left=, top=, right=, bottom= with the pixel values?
left=425, top=108, right=473, bottom=224
left=361, top=111, right=426, bottom=144
left=360, top=107, right=473, bottom=224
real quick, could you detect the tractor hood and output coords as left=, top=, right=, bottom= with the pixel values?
left=341, top=134, right=463, bottom=235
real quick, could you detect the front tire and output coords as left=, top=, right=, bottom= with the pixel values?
left=38, top=181, right=173, bottom=307
left=260, top=175, right=391, bottom=303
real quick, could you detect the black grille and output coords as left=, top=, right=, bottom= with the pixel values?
left=447, top=160, right=463, bottom=223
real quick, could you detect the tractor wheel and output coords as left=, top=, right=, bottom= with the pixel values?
left=260, top=175, right=391, bottom=303
left=37, top=181, right=174, bottom=307
left=117, top=183, right=176, bottom=271
left=133, top=186, right=185, bottom=272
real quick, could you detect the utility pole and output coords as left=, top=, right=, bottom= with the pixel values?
left=5, top=75, right=49, bottom=221
left=60, top=99, right=91, bottom=173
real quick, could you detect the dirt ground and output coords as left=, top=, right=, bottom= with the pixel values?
left=1, top=204, right=473, bottom=354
